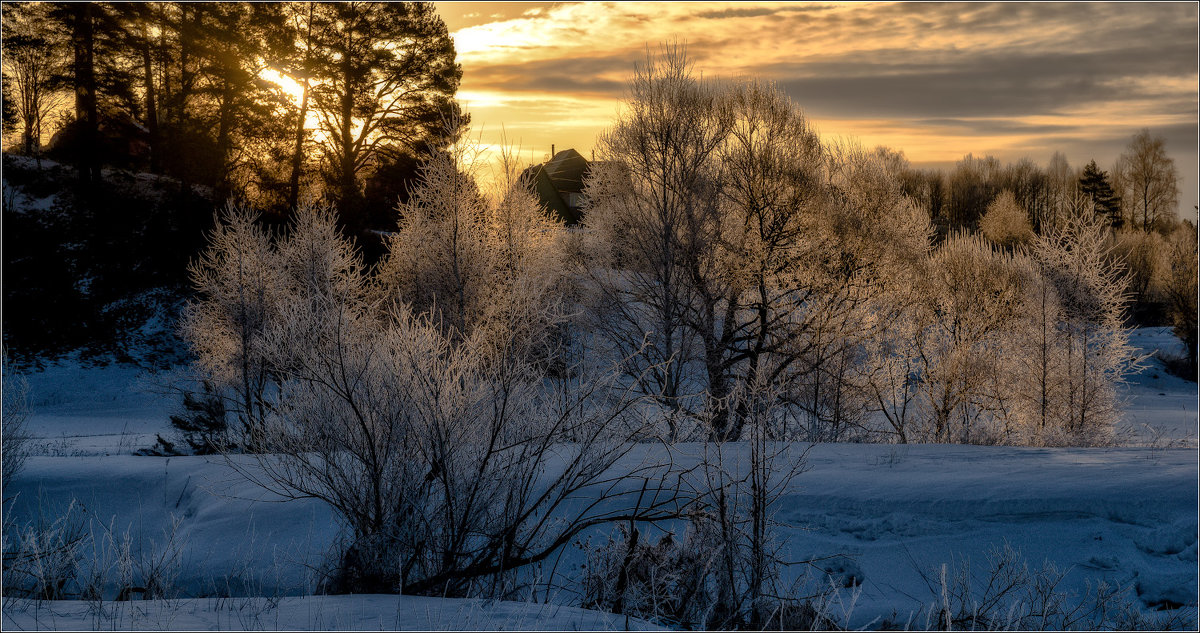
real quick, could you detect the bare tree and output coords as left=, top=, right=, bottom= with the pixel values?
left=1, top=2, right=68, bottom=157
left=1114, top=129, right=1180, bottom=232
left=582, top=43, right=728, bottom=439
left=1160, top=222, right=1197, bottom=369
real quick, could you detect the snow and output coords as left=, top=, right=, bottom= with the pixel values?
left=11, top=357, right=184, bottom=456
left=1119, top=327, right=1199, bottom=445
left=1, top=594, right=664, bottom=631
left=3, top=328, right=1196, bottom=629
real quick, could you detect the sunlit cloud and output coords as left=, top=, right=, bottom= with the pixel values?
left=442, top=2, right=1197, bottom=212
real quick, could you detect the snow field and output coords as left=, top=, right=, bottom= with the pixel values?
left=3, top=328, right=1196, bottom=629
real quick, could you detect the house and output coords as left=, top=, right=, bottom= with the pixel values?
left=522, top=147, right=590, bottom=225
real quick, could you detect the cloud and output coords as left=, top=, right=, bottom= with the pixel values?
left=696, top=7, right=778, bottom=19
left=441, top=1, right=1198, bottom=206
left=465, top=54, right=638, bottom=97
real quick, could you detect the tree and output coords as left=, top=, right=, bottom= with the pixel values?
left=715, top=79, right=827, bottom=442
left=308, top=2, right=464, bottom=233
left=1043, top=151, right=1076, bottom=233
left=377, top=119, right=570, bottom=361
left=192, top=3, right=292, bottom=201
left=46, top=2, right=104, bottom=183
left=913, top=233, right=1029, bottom=444
left=1077, top=159, right=1122, bottom=230
left=2, top=78, right=18, bottom=136
left=280, top=1, right=321, bottom=212
left=1161, top=222, right=1198, bottom=369
left=1111, top=229, right=1164, bottom=317
left=180, top=204, right=285, bottom=449
left=1, top=3, right=69, bottom=157
left=979, top=189, right=1034, bottom=249
left=582, top=43, right=727, bottom=439
left=944, top=154, right=1002, bottom=230
left=999, top=158, right=1052, bottom=235
left=1114, top=129, right=1179, bottom=232
left=1031, top=214, right=1138, bottom=440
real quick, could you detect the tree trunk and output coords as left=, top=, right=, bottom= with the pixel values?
left=71, top=3, right=99, bottom=185
left=286, top=2, right=315, bottom=212
left=215, top=80, right=235, bottom=201
left=141, top=31, right=160, bottom=173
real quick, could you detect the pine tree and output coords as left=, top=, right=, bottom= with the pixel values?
left=1078, top=160, right=1122, bottom=230
left=308, top=2, right=464, bottom=233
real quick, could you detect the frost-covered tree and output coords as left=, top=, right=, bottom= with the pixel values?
left=585, top=62, right=930, bottom=443
left=980, top=189, right=1034, bottom=249
left=377, top=122, right=570, bottom=366
left=1004, top=254, right=1070, bottom=442
left=704, top=79, right=826, bottom=442
left=1030, top=213, right=1138, bottom=441
left=912, top=233, right=1029, bottom=443
left=800, top=140, right=930, bottom=442
left=181, top=204, right=285, bottom=448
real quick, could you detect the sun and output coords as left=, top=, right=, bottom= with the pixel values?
left=259, top=67, right=306, bottom=105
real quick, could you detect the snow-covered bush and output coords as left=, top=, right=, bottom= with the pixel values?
left=581, top=521, right=720, bottom=628
left=918, top=542, right=1197, bottom=630
left=860, top=209, right=1137, bottom=446
left=377, top=131, right=572, bottom=369
left=184, top=172, right=683, bottom=599
left=2, top=500, right=86, bottom=600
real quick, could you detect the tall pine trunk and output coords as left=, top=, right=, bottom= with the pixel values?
left=71, top=3, right=99, bottom=185
left=286, top=2, right=315, bottom=212
left=141, top=33, right=160, bottom=174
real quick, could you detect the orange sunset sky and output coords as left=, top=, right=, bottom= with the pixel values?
left=433, top=1, right=1198, bottom=219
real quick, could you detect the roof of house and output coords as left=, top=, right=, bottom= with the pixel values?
left=543, top=148, right=589, bottom=194
left=523, top=148, right=591, bottom=225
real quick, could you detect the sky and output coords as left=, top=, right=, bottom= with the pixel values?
left=434, top=1, right=1199, bottom=219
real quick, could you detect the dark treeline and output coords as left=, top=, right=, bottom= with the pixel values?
left=2, top=1, right=463, bottom=362
left=3, top=3, right=1194, bottom=368
left=2, top=1, right=463, bottom=233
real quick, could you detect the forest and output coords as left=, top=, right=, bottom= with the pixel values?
left=2, top=2, right=1198, bottom=631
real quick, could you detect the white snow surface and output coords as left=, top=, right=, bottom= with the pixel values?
left=2, top=328, right=1196, bottom=629
left=1119, top=327, right=1198, bottom=445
